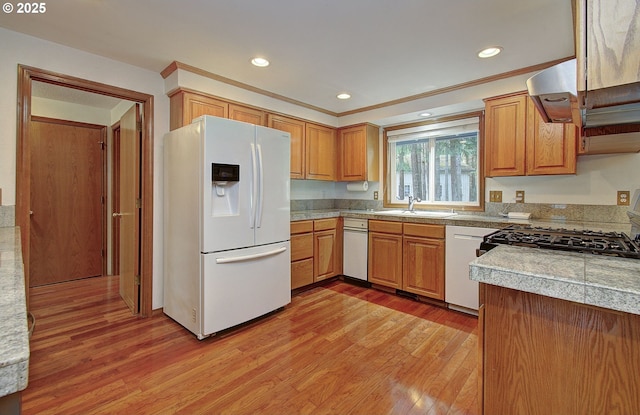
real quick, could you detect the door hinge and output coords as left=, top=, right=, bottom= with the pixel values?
left=136, top=198, right=142, bottom=209
left=135, top=275, right=141, bottom=285
left=137, top=121, right=143, bottom=132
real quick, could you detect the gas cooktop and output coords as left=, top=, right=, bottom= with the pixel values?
left=480, top=225, right=640, bottom=259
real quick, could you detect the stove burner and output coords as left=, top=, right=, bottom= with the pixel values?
left=480, top=225, right=640, bottom=259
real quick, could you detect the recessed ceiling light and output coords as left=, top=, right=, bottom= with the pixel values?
left=478, top=46, right=503, bottom=58
left=337, top=93, right=351, bottom=100
left=251, top=57, right=270, bottom=67
left=419, top=112, right=432, bottom=117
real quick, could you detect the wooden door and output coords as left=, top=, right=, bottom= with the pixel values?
left=268, top=114, right=306, bottom=179
left=305, top=123, right=336, bottom=180
left=29, top=117, right=105, bottom=286
left=484, top=93, right=526, bottom=177
left=117, top=104, right=141, bottom=314
left=402, top=236, right=445, bottom=300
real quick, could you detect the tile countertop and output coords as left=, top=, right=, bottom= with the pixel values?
left=291, top=209, right=633, bottom=234
left=292, top=209, right=639, bottom=315
left=0, top=227, right=29, bottom=397
left=469, top=245, right=640, bottom=315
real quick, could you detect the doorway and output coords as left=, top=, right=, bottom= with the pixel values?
left=16, top=65, right=154, bottom=317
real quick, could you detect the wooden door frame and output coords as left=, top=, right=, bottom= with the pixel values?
left=111, top=121, right=121, bottom=276
left=16, top=64, right=154, bottom=317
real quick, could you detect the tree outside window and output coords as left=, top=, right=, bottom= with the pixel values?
left=386, top=114, right=483, bottom=209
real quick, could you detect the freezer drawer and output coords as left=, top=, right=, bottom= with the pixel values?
left=201, top=241, right=290, bottom=338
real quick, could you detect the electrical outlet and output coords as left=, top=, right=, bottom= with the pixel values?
left=489, top=191, right=502, bottom=203
left=515, top=190, right=525, bottom=203
left=373, top=191, right=378, bottom=200
left=617, top=190, right=630, bottom=206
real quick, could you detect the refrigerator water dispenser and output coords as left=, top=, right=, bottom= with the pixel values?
left=211, top=163, right=240, bottom=216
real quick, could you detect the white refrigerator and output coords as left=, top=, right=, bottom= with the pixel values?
left=163, top=115, right=291, bottom=339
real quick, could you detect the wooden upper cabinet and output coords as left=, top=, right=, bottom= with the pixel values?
left=485, top=92, right=577, bottom=177
left=169, top=90, right=228, bottom=130
left=337, top=123, right=380, bottom=182
left=526, top=98, right=577, bottom=175
left=229, top=104, right=265, bottom=126
left=484, top=93, right=527, bottom=177
left=268, top=114, right=306, bottom=179
left=305, top=123, right=336, bottom=181
left=577, top=0, right=640, bottom=93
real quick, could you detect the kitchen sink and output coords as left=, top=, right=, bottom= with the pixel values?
left=374, top=209, right=457, bottom=218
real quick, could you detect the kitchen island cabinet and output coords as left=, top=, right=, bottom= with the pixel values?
left=472, top=245, right=640, bottom=415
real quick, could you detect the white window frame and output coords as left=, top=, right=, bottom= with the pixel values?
left=385, top=113, right=484, bottom=210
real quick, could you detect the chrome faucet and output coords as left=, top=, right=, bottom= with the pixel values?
left=407, top=195, right=421, bottom=211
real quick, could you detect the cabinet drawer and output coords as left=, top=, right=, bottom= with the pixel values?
left=291, top=233, right=313, bottom=261
left=369, top=220, right=403, bottom=235
left=314, top=218, right=338, bottom=231
left=291, top=220, right=313, bottom=234
left=291, top=258, right=314, bottom=289
left=403, top=223, right=445, bottom=239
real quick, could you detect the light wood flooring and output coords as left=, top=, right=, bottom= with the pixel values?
left=24, top=275, right=479, bottom=415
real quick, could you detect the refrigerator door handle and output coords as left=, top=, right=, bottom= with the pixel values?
left=250, top=143, right=258, bottom=229
left=255, top=144, right=264, bottom=228
left=215, top=246, right=287, bottom=264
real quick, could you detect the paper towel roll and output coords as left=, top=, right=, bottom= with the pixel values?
left=346, top=181, right=368, bottom=192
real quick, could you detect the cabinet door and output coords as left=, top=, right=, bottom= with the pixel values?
left=526, top=98, right=577, bottom=175
left=314, top=228, right=338, bottom=281
left=338, top=123, right=379, bottom=182
left=305, top=123, right=336, bottom=181
left=269, top=115, right=306, bottom=179
left=484, top=94, right=526, bottom=177
left=170, top=91, right=228, bottom=130
left=368, top=231, right=403, bottom=289
left=403, top=236, right=445, bottom=300
left=229, top=104, right=265, bottom=126
left=291, top=258, right=313, bottom=289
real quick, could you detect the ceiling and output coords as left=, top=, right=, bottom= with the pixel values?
left=0, top=0, right=575, bottom=117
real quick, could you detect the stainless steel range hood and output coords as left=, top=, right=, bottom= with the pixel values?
left=526, top=58, right=640, bottom=154
left=527, top=58, right=640, bottom=127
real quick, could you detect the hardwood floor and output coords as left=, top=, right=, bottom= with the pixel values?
left=24, top=275, right=479, bottom=415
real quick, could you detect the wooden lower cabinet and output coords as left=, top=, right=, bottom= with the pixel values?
left=290, top=218, right=342, bottom=289
left=368, top=220, right=445, bottom=300
left=403, top=236, right=445, bottom=299
left=368, top=221, right=403, bottom=289
left=480, top=284, right=640, bottom=415
left=290, top=221, right=313, bottom=289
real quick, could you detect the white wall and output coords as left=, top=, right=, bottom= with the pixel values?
left=486, top=153, right=640, bottom=205
left=0, top=27, right=169, bottom=309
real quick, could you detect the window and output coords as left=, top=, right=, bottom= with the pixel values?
left=385, top=113, right=484, bottom=210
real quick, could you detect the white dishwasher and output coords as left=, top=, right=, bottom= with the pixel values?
left=343, top=218, right=368, bottom=281
left=445, top=226, right=497, bottom=314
